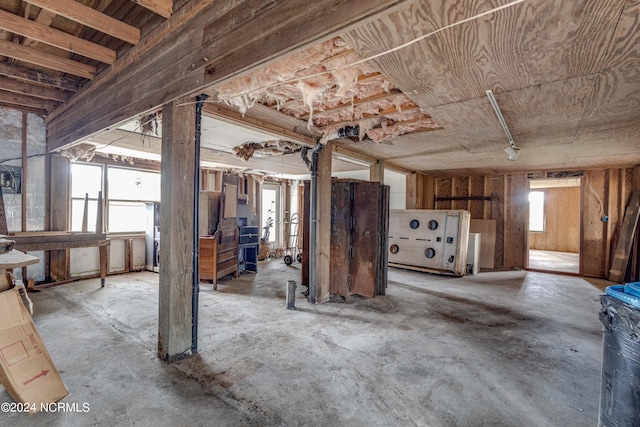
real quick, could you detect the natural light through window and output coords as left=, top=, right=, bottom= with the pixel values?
left=70, top=163, right=103, bottom=232
left=261, top=189, right=277, bottom=243
left=529, top=191, right=545, bottom=232
left=70, top=163, right=160, bottom=233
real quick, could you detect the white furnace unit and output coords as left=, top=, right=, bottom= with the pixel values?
left=388, top=209, right=470, bottom=276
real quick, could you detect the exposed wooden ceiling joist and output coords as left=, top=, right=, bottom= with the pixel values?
left=0, top=61, right=81, bottom=92
left=0, top=89, right=59, bottom=112
left=298, top=89, right=404, bottom=119
left=46, top=0, right=410, bottom=151
left=203, top=100, right=414, bottom=174
left=132, top=0, right=173, bottom=18
left=0, top=39, right=96, bottom=79
left=0, top=75, right=70, bottom=102
left=22, top=9, right=56, bottom=48
left=203, top=103, right=317, bottom=147
left=25, top=0, right=141, bottom=45
left=0, top=9, right=117, bottom=64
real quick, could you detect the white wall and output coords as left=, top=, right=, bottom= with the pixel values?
left=331, top=169, right=407, bottom=209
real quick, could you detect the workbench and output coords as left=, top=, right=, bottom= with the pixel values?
left=6, top=232, right=110, bottom=288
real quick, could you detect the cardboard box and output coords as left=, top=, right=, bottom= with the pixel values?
left=0, top=288, right=68, bottom=413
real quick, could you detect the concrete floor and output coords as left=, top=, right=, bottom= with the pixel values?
left=529, top=250, right=580, bottom=274
left=3, top=260, right=609, bottom=426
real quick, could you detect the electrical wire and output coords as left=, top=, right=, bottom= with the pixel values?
left=584, top=173, right=607, bottom=219
left=192, top=0, right=528, bottom=105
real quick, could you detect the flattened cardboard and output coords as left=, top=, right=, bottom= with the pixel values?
left=0, top=288, right=68, bottom=413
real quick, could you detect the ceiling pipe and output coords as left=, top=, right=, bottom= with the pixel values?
left=320, top=125, right=360, bottom=144
left=308, top=142, right=324, bottom=304
left=486, top=90, right=520, bottom=161
left=304, top=125, right=364, bottom=303
left=191, top=93, right=207, bottom=355
left=300, top=146, right=311, bottom=169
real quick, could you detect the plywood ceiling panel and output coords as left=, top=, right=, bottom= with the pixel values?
left=343, top=0, right=624, bottom=107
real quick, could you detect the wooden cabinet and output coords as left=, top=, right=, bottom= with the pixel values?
left=198, top=173, right=241, bottom=289
left=302, top=179, right=389, bottom=299
left=199, top=236, right=217, bottom=283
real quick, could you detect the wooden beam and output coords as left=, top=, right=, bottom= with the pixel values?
left=0, top=9, right=116, bottom=64
left=24, top=9, right=57, bottom=48
left=0, top=61, right=81, bottom=92
left=0, top=40, right=96, bottom=79
left=331, top=143, right=374, bottom=165
left=316, top=141, right=332, bottom=303
left=332, top=143, right=412, bottom=174
left=0, top=76, right=70, bottom=102
left=46, top=0, right=410, bottom=151
left=273, top=70, right=385, bottom=109
left=317, top=105, right=421, bottom=128
left=158, top=97, right=196, bottom=362
left=132, top=0, right=173, bottom=18
left=203, top=102, right=317, bottom=147
left=299, top=90, right=404, bottom=119
left=370, top=160, right=384, bottom=182
left=21, top=111, right=28, bottom=233
left=0, top=89, right=60, bottom=112
left=26, top=0, right=141, bottom=45
left=48, top=155, right=70, bottom=281
left=205, top=102, right=414, bottom=174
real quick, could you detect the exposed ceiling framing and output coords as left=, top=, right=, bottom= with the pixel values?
left=0, top=0, right=638, bottom=177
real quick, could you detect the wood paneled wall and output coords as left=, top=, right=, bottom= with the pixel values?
left=407, top=166, right=640, bottom=277
left=529, top=187, right=581, bottom=252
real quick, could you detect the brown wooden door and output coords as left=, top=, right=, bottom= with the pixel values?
left=349, top=181, right=380, bottom=298
left=330, top=180, right=351, bottom=297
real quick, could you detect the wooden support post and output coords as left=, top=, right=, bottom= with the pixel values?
left=316, top=141, right=332, bottom=302
left=246, top=175, right=255, bottom=216
left=158, top=97, right=196, bottom=362
left=81, top=193, right=89, bottom=233
left=99, top=244, right=107, bottom=288
left=95, top=190, right=104, bottom=233
left=0, top=188, right=8, bottom=236
left=370, top=160, right=384, bottom=183
left=21, top=111, right=27, bottom=233
left=48, top=155, right=69, bottom=281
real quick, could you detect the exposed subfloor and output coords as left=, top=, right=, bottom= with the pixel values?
left=3, top=260, right=609, bottom=426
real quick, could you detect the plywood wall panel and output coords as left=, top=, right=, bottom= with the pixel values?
left=406, top=173, right=419, bottom=209
left=453, top=177, right=469, bottom=211
left=486, top=175, right=506, bottom=268
left=581, top=169, right=608, bottom=277
left=436, top=178, right=452, bottom=210
left=416, top=167, right=640, bottom=276
left=505, top=175, right=528, bottom=269
left=470, top=219, right=496, bottom=269
left=469, top=176, right=486, bottom=219
left=529, top=187, right=580, bottom=252
left=406, top=173, right=436, bottom=209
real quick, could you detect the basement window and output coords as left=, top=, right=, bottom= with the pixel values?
left=70, top=163, right=160, bottom=233
left=529, top=191, right=545, bottom=232
left=107, top=167, right=160, bottom=232
left=70, top=163, right=103, bottom=232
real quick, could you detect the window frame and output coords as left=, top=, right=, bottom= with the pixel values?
left=70, top=162, right=161, bottom=233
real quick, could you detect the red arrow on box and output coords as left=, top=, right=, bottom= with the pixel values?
left=23, top=370, right=49, bottom=386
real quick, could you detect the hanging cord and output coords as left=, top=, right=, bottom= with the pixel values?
left=584, top=173, right=608, bottom=221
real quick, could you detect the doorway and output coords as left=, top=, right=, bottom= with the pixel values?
left=527, top=178, right=581, bottom=274
left=261, top=184, right=280, bottom=246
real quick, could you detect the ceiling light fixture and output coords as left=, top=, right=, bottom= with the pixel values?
left=486, top=89, right=520, bottom=161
